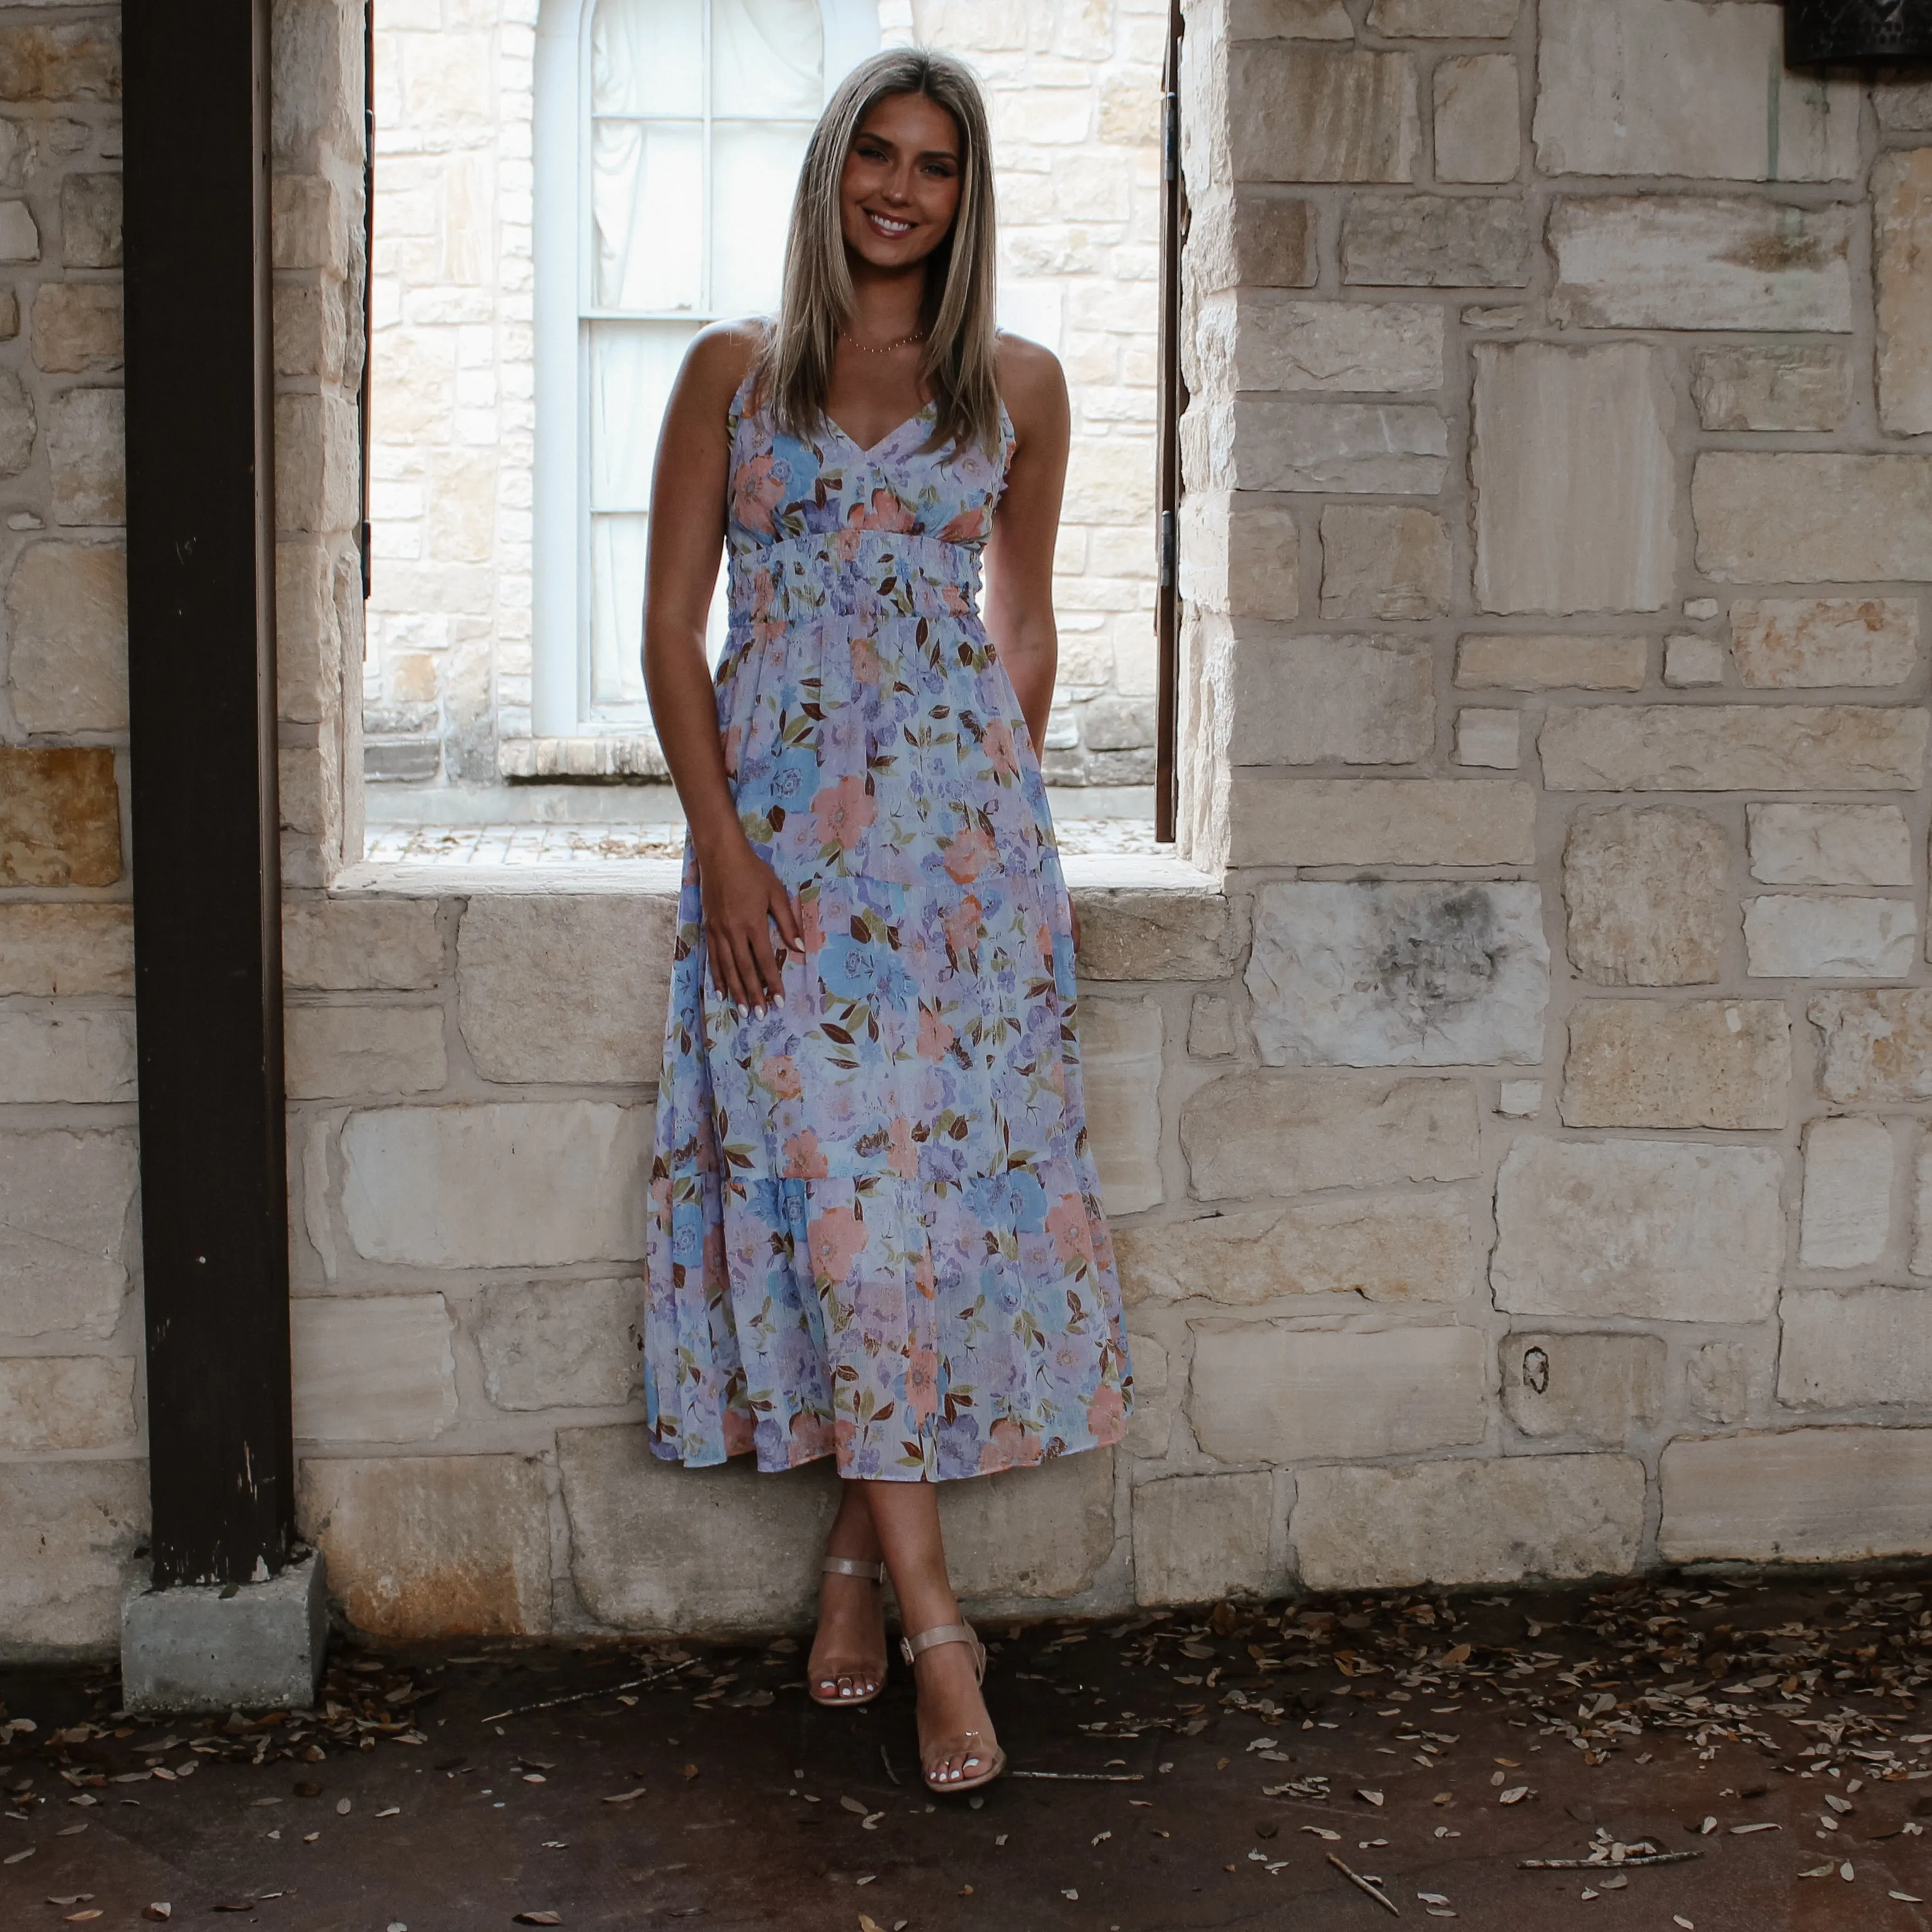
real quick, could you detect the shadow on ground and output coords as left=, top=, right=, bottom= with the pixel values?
left=4, top=1570, right=1931, bottom=1929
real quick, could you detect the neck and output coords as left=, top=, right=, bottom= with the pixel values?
left=845, top=252, right=927, bottom=347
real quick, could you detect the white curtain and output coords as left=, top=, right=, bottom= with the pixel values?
left=583, top=0, right=826, bottom=710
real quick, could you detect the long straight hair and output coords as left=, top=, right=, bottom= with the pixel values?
left=755, top=48, right=1001, bottom=458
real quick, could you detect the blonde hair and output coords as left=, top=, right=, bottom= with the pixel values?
left=755, top=48, right=1001, bottom=458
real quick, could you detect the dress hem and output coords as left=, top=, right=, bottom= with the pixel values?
left=645, top=1417, right=1130, bottom=1483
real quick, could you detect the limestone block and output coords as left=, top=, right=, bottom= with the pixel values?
left=0, top=1009, right=137, bottom=1103
left=1211, top=396, right=1448, bottom=493
left=1341, top=194, right=1532, bottom=286
left=1694, top=454, right=1932, bottom=583
left=456, top=894, right=675, bottom=1086
left=1687, top=1340, right=1755, bottom=1426
left=274, top=281, right=345, bottom=383
left=1227, top=45, right=1419, bottom=184
left=1176, top=494, right=1300, bottom=621
left=1691, top=344, right=1853, bottom=432
left=935, top=1449, right=1118, bottom=1604
left=1181, top=1074, right=1481, bottom=1201
left=0, top=902, right=132, bottom=996
left=1746, top=803, right=1913, bottom=887
left=1367, top=0, right=1519, bottom=30
left=61, top=172, right=120, bottom=269
left=1877, top=75, right=1932, bottom=132
left=1731, top=599, right=1919, bottom=690
left=1082, top=998, right=1165, bottom=1216
left=477, top=1277, right=642, bottom=1413
left=271, top=174, right=347, bottom=276
left=1454, top=709, right=1519, bottom=769
left=47, top=387, right=124, bottom=524
left=6, top=541, right=126, bottom=731
left=0, top=21, right=120, bottom=103
left=1562, top=999, right=1790, bottom=1130
left=1295, top=1454, right=1644, bottom=1591
left=1188, top=994, right=1237, bottom=1059
left=1744, top=894, right=1916, bottom=980
left=1534, top=0, right=1858, bottom=182
left=1227, top=778, right=1537, bottom=868
left=292, top=1295, right=458, bottom=1444
left=1491, top=1137, right=1785, bottom=1322
left=339, top=1103, right=653, bottom=1268
left=1563, top=806, right=1729, bottom=987
left=299, top=1455, right=553, bottom=1638
left=1471, top=343, right=1676, bottom=617
left=1228, top=631, right=1434, bottom=764
left=274, top=391, right=360, bottom=536
left=1503, top=1334, right=1664, bottom=1446
left=0, top=746, right=121, bottom=885
left=1186, top=189, right=1317, bottom=291
left=1662, top=1428, right=1932, bottom=1563
left=0, top=1355, right=134, bottom=1453
left=1319, top=507, right=1451, bottom=621
left=1246, top=880, right=1547, bottom=1067
left=1455, top=634, right=1647, bottom=691
left=30, top=282, right=121, bottom=372
left=0, top=197, right=35, bottom=260
left=1877, top=147, right=1932, bottom=436
left=1132, top=1470, right=1272, bottom=1607
left=1189, top=1320, right=1486, bottom=1463
left=1230, top=0, right=1353, bottom=35
left=275, top=539, right=340, bottom=727
left=0, top=1129, right=136, bottom=1340
left=1432, top=55, right=1519, bottom=185
left=0, top=1461, right=147, bottom=1660
left=1074, top=889, right=1235, bottom=980
left=1199, top=291, right=1443, bottom=394
left=285, top=1005, right=447, bottom=1100
left=1811, top=991, right=1932, bottom=1104
left=1549, top=198, right=1853, bottom=332
left=1540, top=705, right=1929, bottom=792
left=1117, top=1194, right=1472, bottom=1306
left=1914, top=1137, right=1932, bottom=1277
left=1663, top=638, right=1724, bottom=691
left=284, top=898, right=444, bottom=991
left=1797, top=1116, right=1894, bottom=1271
left=1498, top=1079, right=1542, bottom=1117
left=0, top=364, right=31, bottom=472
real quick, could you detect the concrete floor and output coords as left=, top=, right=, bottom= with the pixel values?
left=4, top=1570, right=1931, bottom=1931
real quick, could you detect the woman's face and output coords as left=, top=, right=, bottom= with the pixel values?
left=839, top=91, right=963, bottom=274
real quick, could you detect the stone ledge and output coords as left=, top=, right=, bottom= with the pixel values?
left=497, top=736, right=670, bottom=782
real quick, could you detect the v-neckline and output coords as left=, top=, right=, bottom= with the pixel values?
left=824, top=399, right=934, bottom=461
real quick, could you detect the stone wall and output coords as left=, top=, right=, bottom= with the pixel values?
left=363, top=0, right=1165, bottom=796
left=14, top=0, right=1932, bottom=1658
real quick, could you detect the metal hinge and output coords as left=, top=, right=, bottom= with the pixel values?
left=1159, top=509, right=1176, bottom=590
left=1162, top=89, right=1179, bottom=184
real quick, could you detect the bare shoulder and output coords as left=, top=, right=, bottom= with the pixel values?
left=675, top=318, right=767, bottom=415
left=994, top=330, right=1069, bottom=442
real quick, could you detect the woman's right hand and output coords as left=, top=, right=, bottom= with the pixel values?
left=699, top=834, right=804, bottom=1014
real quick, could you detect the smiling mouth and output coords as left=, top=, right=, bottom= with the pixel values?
left=865, top=210, right=915, bottom=239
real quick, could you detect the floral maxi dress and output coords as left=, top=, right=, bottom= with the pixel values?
left=643, top=368, right=1135, bottom=1482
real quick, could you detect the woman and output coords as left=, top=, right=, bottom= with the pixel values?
left=640, top=46, right=1133, bottom=1799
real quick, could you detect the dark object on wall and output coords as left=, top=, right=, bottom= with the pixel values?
left=1785, top=0, right=1932, bottom=62
left=124, top=0, right=296, bottom=1590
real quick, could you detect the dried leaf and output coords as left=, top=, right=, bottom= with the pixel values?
left=141, top=1911, right=172, bottom=1924
left=602, top=1788, right=646, bottom=1804
left=840, top=1795, right=869, bottom=1814
left=1301, top=1826, right=1341, bottom=1841
left=682, top=1763, right=699, bottom=1782
left=1499, top=1786, right=1530, bottom=1806
left=64, top=1912, right=103, bottom=1924
left=1356, top=1789, right=1384, bottom=1807
left=514, top=1915, right=563, bottom=1928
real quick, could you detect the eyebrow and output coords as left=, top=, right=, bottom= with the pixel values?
left=853, top=132, right=959, bottom=162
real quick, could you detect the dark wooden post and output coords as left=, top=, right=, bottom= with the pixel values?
left=122, top=0, right=294, bottom=1590
left=1154, top=0, right=1186, bottom=846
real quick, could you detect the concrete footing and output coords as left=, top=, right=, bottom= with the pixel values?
left=120, top=1549, right=329, bottom=1714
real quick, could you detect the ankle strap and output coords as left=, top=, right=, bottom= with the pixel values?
left=822, top=1555, right=886, bottom=1582
left=898, top=1619, right=978, bottom=1668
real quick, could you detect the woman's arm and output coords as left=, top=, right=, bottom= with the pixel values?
left=982, top=335, right=1071, bottom=753
left=643, top=324, right=801, bottom=1015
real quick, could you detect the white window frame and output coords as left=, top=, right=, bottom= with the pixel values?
left=531, top=0, right=880, bottom=741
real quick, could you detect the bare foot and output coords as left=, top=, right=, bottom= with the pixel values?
left=911, top=1637, right=1000, bottom=1785
left=807, top=1567, right=887, bottom=1702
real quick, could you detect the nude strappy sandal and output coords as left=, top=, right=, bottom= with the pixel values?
left=899, top=1619, right=1006, bottom=1794
left=807, top=1556, right=888, bottom=1707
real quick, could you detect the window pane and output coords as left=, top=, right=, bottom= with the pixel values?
left=592, top=0, right=703, bottom=119
left=593, top=118, right=703, bottom=312
left=590, top=512, right=649, bottom=706
left=712, top=0, right=824, bottom=120
left=710, top=120, right=813, bottom=315
left=590, top=320, right=695, bottom=510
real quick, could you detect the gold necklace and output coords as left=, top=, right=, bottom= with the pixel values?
left=841, top=327, right=926, bottom=356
